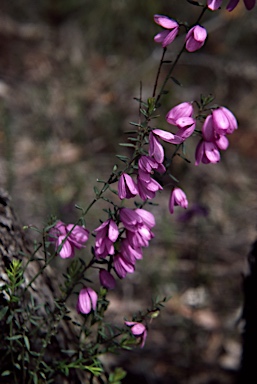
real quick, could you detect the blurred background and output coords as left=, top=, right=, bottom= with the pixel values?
left=0, top=1, right=256, bottom=383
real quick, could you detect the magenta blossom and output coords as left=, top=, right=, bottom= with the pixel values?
left=125, top=321, right=147, bottom=348
left=195, top=111, right=231, bottom=166
left=227, top=0, right=256, bottom=11
left=195, top=140, right=221, bottom=165
left=118, top=173, right=138, bottom=200
left=120, top=238, right=143, bottom=264
left=120, top=207, right=155, bottom=233
left=99, top=269, right=116, bottom=290
left=212, top=107, right=238, bottom=135
left=94, top=219, right=119, bottom=259
left=137, top=172, right=163, bottom=201
left=154, top=15, right=179, bottom=48
left=149, top=130, right=182, bottom=164
left=166, top=102, right=196, bottom=140
left=169, top=187, right=188, bottom=214
left=77, top=287, right=98, bottom=315
left=207, top=0, right=223, bottom=10
left=185, top=25, right=207, bottom=52
left=113, top=253, right=135, bottom=279
left=166, top=102, right=194, bottom=125
left=49, top=221, right=89, bottom=259
left=138, top=155, right=166, bottom=175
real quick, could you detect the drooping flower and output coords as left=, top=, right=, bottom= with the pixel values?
left=119, top=208, right=143, bottom=232
left=94, top=219, right=119, bottom=259
left=195, top=111, right=231, bottom=166
left=195, top=140, right=221, bottom=165
left=137, top=172, right=163, bottom=201
left=99, top=269, right=116, bottom=290
left=185, top=25, right=207, bottom=52
left=49, top=221, right=89, bottom=259
left=227, top=0, right=256, bottom=11
left=169, top=187, right=188, bottom=214
left=66, top=224, right=90, bottom=250
left=118, top=173, right=138, bottom=200
left=125, top=321, right=147, bottom=348
left=207, top=0, right=223, bottom=10
left=113, top=253, right=135, bottom=278
left=77, top=287, right=98, bottom=315
left=154, top=15, right=179, bottom=48
left=135, top=208, right=156, bottom=229
left=149, top=130, right=182, bottom=164
left=120, top=238, right=143, bottom=264
left=212, top=107, right=238, bottom=135
left=120, top=207, right=155, bottom=234
left=138, top=155, right=166, bottom=175
left=55, top=234, right=75, bottom=259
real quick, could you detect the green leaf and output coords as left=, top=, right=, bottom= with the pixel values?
left=116, top=155, right=129, bottom=163
left=1, top=371, right=11, bottom=376
left=0, top=306, right=8, bottom=321
left=170, top=76, right=183, bottom=87
left=24, top=335, right=30, bottom=351
left=118, top=143, right=135, bottom=148
left=7, top=335, right=22, bottom=341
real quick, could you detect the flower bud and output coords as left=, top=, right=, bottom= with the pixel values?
left=77, top=287, right=98, bottom=315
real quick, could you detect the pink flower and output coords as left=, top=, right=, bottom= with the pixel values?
left=207, top=0, right=223, bottom=10
left=185, top=25, right=207, bottom=52
left=119, top=208, right=143, bottom=232
left=56, top=234, right=75, bottom=259
left=149, top=130, right=182, bottom=164
left=212, top=107, right=238, bottom=135
left=120, top=207, right=155, bottom=234
left=77, top=287, right=98, bottom=315
left=227, top=0, right=255, bottom=11
left=113, top=254, right=135, bottom=278
left=166, top=102, right=194, bottom=125
left=99, top=269, right=116, bottom=290
left=195, top=107, right=235, bottom=166
left=49, top=221, right=89, bottom=259
left=135, top=208, right=156, bottom=229
left=94, top=219, right=119, bottom=259
left=166, top=102, right=196, bottom=141
left=169, top=187, right=188, bottom=214
left=118, top=173, right=138, bottom=200
left=138, top=155, right=166, bottom=175
left=195, top=140, right=221, bottom=165
left=137, top=172, right=163, bottom=200
left=120, top=239, right=143, bottom=263
left=154, top=15, right=179, bottom=48
left=125, top=321, right=147, bottom=348
left=66, top=224, right=90, bottom=250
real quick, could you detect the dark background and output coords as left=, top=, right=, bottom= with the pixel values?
left=0, top=1, right=256, bottom=383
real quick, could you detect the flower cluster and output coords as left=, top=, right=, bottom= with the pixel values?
left=49, top=221, right=89, bottom=259
left=94, top=208, right=155, bottom=282
left=50, top=6, right=241, bottom=354
left=164, top=100, right=237, bottom=166
left=154, top=15, right=207, bottom=52
left=195, top=106, right=237, bottom=165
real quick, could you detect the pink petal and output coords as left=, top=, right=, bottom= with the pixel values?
left=207, top=0, right=223, bottom=10
left=166, top=102, right=193, bottom=125
left=154, top=14, right=178, bottom=29
left=226, top=0, right=240, bottom=10
left=108, top=219, right=119, bottom=242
